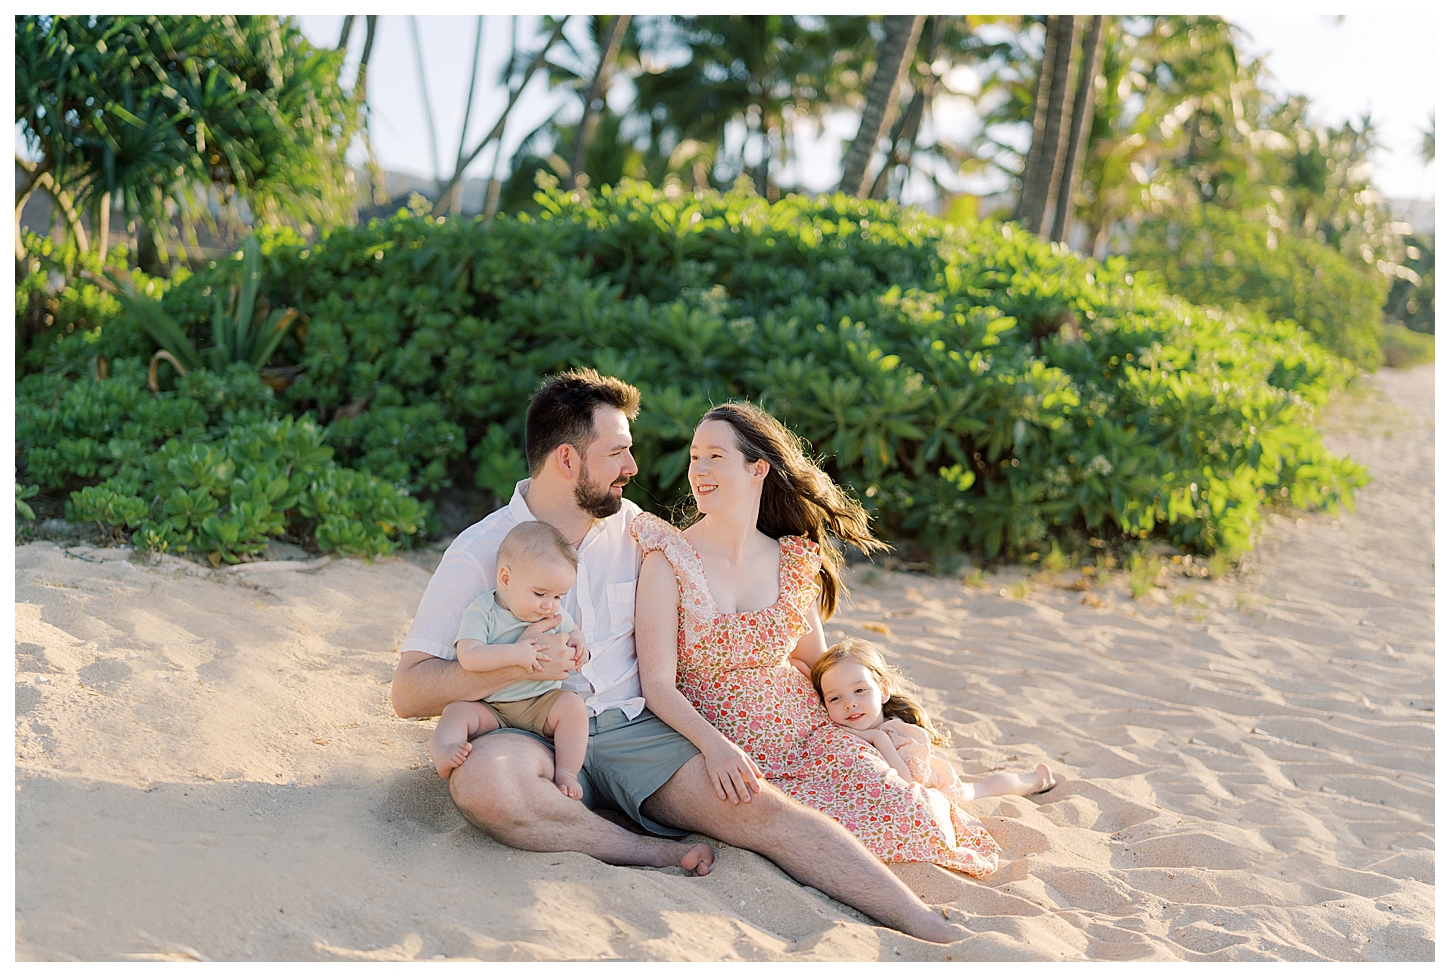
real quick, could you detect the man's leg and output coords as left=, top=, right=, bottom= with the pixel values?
left=448, top=731, right=713, bottom=874
left=640, top=755, right=966, bottom=944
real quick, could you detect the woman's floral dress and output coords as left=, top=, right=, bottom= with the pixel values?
left=631, top=512, right=1000, bottom=877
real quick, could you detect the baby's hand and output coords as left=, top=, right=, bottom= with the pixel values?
left=565, top=629, right=588, bottom=669
left=510, top=636, right=547, bottom=672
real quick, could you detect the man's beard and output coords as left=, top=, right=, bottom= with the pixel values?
left=575, top=466, right=625, bottom=519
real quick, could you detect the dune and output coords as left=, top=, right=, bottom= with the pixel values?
left=13, top=364, right=1433, bottom=961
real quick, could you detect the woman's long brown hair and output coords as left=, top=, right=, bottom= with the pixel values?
left=692, top=401, right=887, bottom=618
left=810, top=638, right=949, bottom=746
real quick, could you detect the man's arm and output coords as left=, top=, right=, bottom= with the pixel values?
left=391, top=652, right=522, bottom=719
left=393, top=612, right=574, bottom=719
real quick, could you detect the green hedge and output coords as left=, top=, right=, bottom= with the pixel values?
left=1127, top=204, right=1388, bottom=368
left=17, top=181, right=1369, bottom=560
left=15, top=358, right=424, bottom=562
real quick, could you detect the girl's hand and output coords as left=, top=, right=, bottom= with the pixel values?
left=879, top=719, right=924, bottom=748
left=702, top=740, right=764, bottom=804
left=837, top=727, right=884, bottom=751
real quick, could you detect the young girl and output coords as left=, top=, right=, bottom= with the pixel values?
left=809, top=638, right=1057, bottom=805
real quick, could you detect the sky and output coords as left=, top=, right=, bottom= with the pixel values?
left=292, top=13, right=1437, bottom=209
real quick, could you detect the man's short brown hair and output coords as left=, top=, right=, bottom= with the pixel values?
left=525, top=368, right=641, bottom=475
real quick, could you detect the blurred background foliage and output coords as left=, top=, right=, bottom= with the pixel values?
left=15, top=14, right=1429, bottom=563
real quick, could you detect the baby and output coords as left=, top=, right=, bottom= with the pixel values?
left=811, top=638, right=1056, bottom=805
left=428, top=520, right=589, bottom=799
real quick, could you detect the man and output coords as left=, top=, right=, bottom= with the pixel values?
left=392, top=369, right=965, bottom=944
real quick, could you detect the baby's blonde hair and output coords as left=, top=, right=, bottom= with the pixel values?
left=498, top=521, right=578, bottom=572
left=810, top=637, right=949, bottom=746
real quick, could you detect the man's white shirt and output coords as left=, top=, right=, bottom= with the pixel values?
left=400, top=479, right=646, bottom=720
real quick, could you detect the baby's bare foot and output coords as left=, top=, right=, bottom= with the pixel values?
left=432, top=740, right=471, bottom=779
left=554, top=772, right=583, bottom=800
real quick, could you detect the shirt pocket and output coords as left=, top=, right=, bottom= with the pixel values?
left=605, top=580, right=637, bottom=639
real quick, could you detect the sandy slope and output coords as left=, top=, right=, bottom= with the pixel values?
left=13, top=364, right=1433, bottom=961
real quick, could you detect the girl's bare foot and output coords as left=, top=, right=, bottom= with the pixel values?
left=432, top=740, right=471, bottom=779
left=1027, top=763, right=1058, bottom=795
left=554, top=772, right=584, bottom=800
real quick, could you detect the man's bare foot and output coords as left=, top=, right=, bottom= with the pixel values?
left=1027, top=763, right=1058, bottom=796
left=554, top=772, right=584, bottom=800
left=432, top=740, right=471, bottom=779
left=678, top=842, right=714, bottom=877
left=905, top=907, right=969, bottom=944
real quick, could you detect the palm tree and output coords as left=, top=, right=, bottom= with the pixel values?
left=1015, top=15, right=1082, bottom=236
left=1048, top=15, right=1106, bottom=244
left=430, top=16, right=569, bottom=217
left=839, top=16, right=925, bottom=197
left=632, top=16, right=873, bottom=197
left=566, top=15, right=633, bottom=186
left=16, top=15, right=361, bottom=264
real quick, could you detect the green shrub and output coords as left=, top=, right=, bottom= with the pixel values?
left=1384, top=232, right=1434, bottom=334
left=1128, top=204, right=1387, bottom=367
left=16, top=362, right=423, bottom=562
left=18, top=181, right=1370, bottom=561
left=325, top=404, right=467, bottom=495
left=15, top=231, right=164, bottom=375
left=1380, top=322, right=1434, bottom=369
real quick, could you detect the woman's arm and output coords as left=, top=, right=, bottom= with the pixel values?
left=786, top=603, right=829, bottom=678
left=635, top=551, right=764, bottom=804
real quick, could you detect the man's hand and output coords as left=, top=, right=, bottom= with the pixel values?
left=517, top=616, right=575, bottom=680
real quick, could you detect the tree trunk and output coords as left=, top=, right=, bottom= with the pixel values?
left=410, top=16, right=444, bottom=199
left=839, top=15, right=926, bottom=197
left=96, top=192, right=112, bottom=258
left=433, top=17, right=568, bottom=216
left=357, top=16, right=387, bottom=206
left=752, top=90, right=772, bottom=198
left=450, top=17, right=486, bottom=213
left=14, top=155, right=52, bottom=262
left=868, top=16, right=944, bottom=201
left=1013, top=17, right=1059, bottom=224
left=1018, top=15, right=1081, bottom=237
left=1049, top=15, right=1106, bottom=246
left=568, top=14, right=632, bottom=188
left=336, top=15, right=355, bottom=50
left=358, top=15, right=378, bottom=77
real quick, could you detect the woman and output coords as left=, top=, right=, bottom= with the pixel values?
left=631, top=401, right=1001, bottom=876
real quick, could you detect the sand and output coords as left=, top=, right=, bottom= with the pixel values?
left=13, top=364, right=1434, bottom=961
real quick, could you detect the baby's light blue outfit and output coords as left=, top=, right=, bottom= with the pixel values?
left=456, top=591, right=578, bottom=703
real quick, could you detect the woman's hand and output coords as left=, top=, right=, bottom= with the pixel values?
left=702, top=738, right=765, bottom=804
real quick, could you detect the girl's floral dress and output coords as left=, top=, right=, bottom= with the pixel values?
left=631, top=512, right=1000, bottom=877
